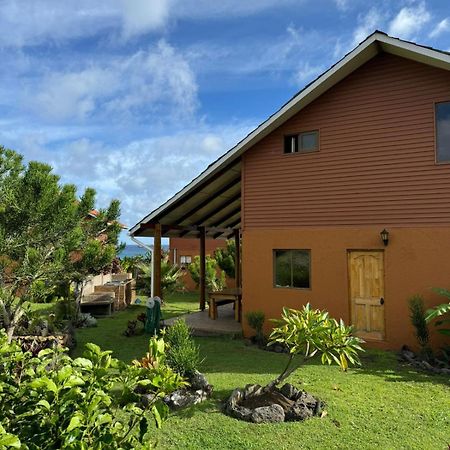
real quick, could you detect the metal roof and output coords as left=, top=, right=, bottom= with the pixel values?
left=130, top=30, right=450, bottom=239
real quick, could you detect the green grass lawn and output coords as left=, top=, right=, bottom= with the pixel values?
left=73, top=291, right=199, bottom=360
left=154, top=339, right=450, bottom=450
left=70, top=293, right=450, bottom=449
left=28, top=293, right=449, bottom=449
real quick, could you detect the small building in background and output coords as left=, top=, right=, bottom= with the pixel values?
left=169, top=237, right=228, bottom=291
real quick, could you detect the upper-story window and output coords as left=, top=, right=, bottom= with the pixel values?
left=284, top=130, right=319, bottom=154
left=436, top=102, right=450, bottom=162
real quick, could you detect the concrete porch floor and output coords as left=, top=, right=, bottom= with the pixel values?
left=164, top=303, right=242, bottom=336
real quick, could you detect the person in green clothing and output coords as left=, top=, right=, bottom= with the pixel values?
left=145, top=296, right=163, bottom=335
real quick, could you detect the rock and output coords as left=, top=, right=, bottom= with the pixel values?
left=251, top=404, right=285, bottom=423
left=285, top=403, right=314, bottom=421
left=228, top=405, right=254, bottom=422
left=227, top=388, right=244, bottom=409
left=189, top=370, right=210, bottom=391
left=297, top=391, right=318, bottom=409
left=163, top=388, right=209, bottom=410
left=273, top=344, right=284, bottom=353
left=280, top=383, right=301, bottom=400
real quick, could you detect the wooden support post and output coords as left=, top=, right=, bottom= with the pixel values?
left=234, top=229, right=241, bottom=288
left=199, top=226, right=206, bottom=310
left=153, top=223, right=162, bottom=298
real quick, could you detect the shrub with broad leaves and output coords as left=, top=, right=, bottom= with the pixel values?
left=0, top=331, right=184, bottom=449
left=264, top=304, right=364, bottom=392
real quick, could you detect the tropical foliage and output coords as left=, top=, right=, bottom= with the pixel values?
left=245, top=310, right=266, bottom=345
left=426, top=288, right=450, bottom=337
left=214, top=240, right=236, bottom=279
left=163, top=319, right=202, bottom=377
left=0, top=332, right=184, bottom=449
left=0, top=147, right=122, bottom=340
left=136, top=254, right=183, bottom=297
left=264, top=304, right=364, bottom=391
left=408, top=295, right=431, bottom=357
left=188, top=256, right=225, bottom=291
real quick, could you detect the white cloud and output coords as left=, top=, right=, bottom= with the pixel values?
left=5, top=123, right=255, bottom=233
left=292, top=62, right=323, bottom=85
left=174, top=0, right=299, bottom=19
left=352, top=8, right=383, bottom=47
left=27, top=40, right=198, bottom=123
left=334, top=0, right=349, bottom=11
left=0, top=0, right=301, bottom=47
left=429, top=18, right=450, bottom=38
left=388, top=2, right=431, bottom=39
left=0, top=0, right=118, bottom=47
left=120, top=0, right=172, bottom=37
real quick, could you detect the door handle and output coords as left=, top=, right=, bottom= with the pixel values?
left=380, top=298, right=385, bottom=305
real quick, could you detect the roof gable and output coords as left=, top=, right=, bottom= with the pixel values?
left=130, top=31, right=450, bottom=236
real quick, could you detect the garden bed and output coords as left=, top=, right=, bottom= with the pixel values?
left=225, top=383, right=323, bottom=423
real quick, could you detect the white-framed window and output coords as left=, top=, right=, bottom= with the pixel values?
left=284, top=131, right=319, bottom=154
left=180, top=255, right=192, bottom=265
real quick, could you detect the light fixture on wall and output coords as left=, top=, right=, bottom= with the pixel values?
left=380, top=228, right=389, bottom=246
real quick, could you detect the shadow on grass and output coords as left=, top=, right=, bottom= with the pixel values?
left=196, top=337, right=450, bottom=387
left=169, top=398, right=223, bottom=419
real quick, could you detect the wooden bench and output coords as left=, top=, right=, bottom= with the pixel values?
left=208, top=288, right=242, bottom=322
left=80, top=293, right=115, bottom=316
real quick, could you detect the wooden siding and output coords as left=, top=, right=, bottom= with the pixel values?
left=243, top=53, right=450, bottom=228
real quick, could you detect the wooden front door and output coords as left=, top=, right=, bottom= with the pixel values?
left=348, top=251, right=385, bottom=341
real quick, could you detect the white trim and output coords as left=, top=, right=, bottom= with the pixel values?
left=130, top=32, right=450, bottom=235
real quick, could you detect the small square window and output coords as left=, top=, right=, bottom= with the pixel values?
left=300, top=131, right=318, bottom=151
left=436, top=102, right=450, bottom=162
left=274, top=249, right=310, bottom=289
left=283, top=131, right=318, bottom=154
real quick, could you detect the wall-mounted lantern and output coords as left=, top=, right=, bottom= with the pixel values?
left=380, top=228, right=389, bottom=246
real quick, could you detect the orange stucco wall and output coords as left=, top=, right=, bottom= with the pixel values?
left=242, top=226, right=449, bottom=350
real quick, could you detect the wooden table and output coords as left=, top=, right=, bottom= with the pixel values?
left=208, top=288, right=242, bottom=322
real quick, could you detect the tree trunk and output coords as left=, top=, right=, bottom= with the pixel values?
left=262, top=354, right=297, bottom=392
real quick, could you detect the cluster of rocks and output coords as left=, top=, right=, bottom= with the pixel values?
left=225, top=383, right=324, bottom=423
left=162, top=370, right=213, bottom=410
left=400, top=346, right=450, bottom=376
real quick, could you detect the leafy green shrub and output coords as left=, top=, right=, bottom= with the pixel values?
left=214, top=240, right=236, bottom=279
left=264, top=304, right=364, bottom=392
left=0, top=331, right=184, bottom=449
left=136, top=255, right=183, bottom=297
left=164, top=319, right=202, bottom=377
left=408, top=295, right=431, bottom=357
left=427, top=288, right=450, bottom=337
left=245, top=311, right=265, bottom=344
left=188, top=256, right=226, bottom=291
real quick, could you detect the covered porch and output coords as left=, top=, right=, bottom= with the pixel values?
left=130, top=158, right=242, bottom=331
left=165, top=303, right=242, bottom=336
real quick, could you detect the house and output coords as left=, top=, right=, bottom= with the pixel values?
left=169, top=237, right=228, bottom=291
left=130, top=31, right=450, bottom=349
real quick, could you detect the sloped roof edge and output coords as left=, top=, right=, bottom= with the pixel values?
left=130, top=30, right=450, bottom=235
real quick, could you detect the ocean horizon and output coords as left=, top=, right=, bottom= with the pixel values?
left=119, top=244, right=169, bottom=258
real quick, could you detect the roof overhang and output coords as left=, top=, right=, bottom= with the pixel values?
left=130, top=31, right=450, bottom=239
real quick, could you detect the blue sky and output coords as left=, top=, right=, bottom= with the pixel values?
left=0, top=0, right=449, bottom=243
